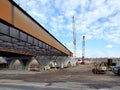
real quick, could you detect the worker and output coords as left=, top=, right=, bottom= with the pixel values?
left=92, top=62, right=97, bottom=74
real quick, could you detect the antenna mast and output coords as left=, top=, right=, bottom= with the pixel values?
left=73, top=16, right=76, bottom=58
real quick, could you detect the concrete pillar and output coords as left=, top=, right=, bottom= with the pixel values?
left=24, top=57, right=41, bottom=70
left=55, top=56, right=77, bottom=68
left=9, top=59, right=24, bottom=70
left=35, top=56, right=52, bottom=66
left=54, top=56, right=68, bottom=68
left=6, top=57, right=33, bottom=70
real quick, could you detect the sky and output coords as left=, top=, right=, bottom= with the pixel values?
left=13, top=0, right=120, bottom=58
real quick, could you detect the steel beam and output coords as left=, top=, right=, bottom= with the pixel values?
left=0, top=0, right=72, bottom=56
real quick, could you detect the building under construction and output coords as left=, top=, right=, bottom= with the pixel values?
left=0, top=0, right=79, bottom=70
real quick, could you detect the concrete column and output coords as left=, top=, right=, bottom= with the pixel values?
left=35, top=56, right=52, bottom=66
left=9, top=59, right=24, bottom=70
left=24, top=57, right=41, bottom=70
left=55, top=56, right=76, bottom=68
left=55, top=56, right=68, bottom=68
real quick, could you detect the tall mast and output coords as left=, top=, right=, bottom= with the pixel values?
left=73, top=16, right=76, bottom=58
left=82, top=36, right=85, bottom=64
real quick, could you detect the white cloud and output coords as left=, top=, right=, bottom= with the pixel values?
left=107, top=0, right=120, bottom=11
left=95, top=50, right=120, bottom=58
left=13, top=0, right=120, bottom=57
left=103, top=29, right=120, bottom=44
left=106, top=44, right=113, bottom=48
left=85, top=35, right=92, bottom=40
left=66, top=41, right=74, bottom=51
left=39, top=0, right=48, bottom=5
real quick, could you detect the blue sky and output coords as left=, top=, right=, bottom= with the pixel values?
left=13, top=0, right=120, bottom=58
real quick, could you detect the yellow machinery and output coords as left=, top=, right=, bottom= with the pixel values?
left=92, top=62, right=107, bottom=74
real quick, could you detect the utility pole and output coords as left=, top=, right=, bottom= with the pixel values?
left=81, top=36, right=85, bottom=64
left=72, top=16, right=76, bottom=58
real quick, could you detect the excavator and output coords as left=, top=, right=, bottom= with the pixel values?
left=92, top=62, right=107, bottom=74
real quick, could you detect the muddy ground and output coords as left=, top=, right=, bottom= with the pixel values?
left=0, top=64, right=120, bottom=89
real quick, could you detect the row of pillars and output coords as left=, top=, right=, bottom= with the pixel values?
left=6, top=56, right=73, bottom=70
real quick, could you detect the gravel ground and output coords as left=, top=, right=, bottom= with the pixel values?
left=0, top=64, right=120, bottom=89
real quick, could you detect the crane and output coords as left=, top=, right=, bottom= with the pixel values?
left=72, top=16, right=76, bottom=58
left=81, top=35, right=85, bottom=64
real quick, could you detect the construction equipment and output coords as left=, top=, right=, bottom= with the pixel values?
left=72, top=16, right=76, bottom=58
left=92, top=62, right=107, bottom=74
left=81, top=36, right=85, bottom=64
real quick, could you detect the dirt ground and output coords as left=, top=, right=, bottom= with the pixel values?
left=0, top=64, right=120, bottom=89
